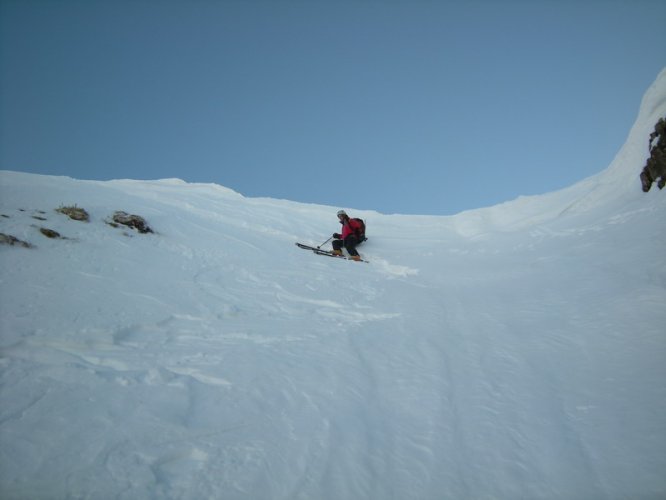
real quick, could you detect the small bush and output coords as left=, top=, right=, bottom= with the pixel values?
left=56, top=205, right=90, bottom=222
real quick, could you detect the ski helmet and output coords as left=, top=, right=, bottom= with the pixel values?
left=337, top=210, right=347, bottom=217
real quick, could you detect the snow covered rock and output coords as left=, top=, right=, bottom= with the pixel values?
left=0, top=232, right=32, bottom=248
left=640, top=117, right=666, bottom=191
left=109, top=211, right=154, bottom=234
left=38, top=227, right=61, bottom=239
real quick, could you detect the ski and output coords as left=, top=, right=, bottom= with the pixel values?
left=295, top=242, right=368, bottom=262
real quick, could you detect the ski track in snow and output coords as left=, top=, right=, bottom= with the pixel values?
left=1, top=70, right=666, bottom=500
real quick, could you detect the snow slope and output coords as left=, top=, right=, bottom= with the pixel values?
left=1, top=70, right=665, bottom=499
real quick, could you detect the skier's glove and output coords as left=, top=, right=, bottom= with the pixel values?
left=333, top=233, right=341, bottom=239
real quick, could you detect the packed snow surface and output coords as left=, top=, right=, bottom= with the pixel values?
left=1, top=70, right=665, bottom=499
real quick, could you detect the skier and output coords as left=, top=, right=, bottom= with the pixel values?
left=332, top=210, right=363, bottom=261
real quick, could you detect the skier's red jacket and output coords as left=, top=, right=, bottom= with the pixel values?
left=340, top=218, right=363, bottom=239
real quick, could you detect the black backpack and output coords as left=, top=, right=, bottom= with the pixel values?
left=352, top=218, right=367, bottom=242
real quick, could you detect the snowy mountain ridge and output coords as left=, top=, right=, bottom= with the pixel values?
left=0, top=69, right=665, bottom=500
left=449, top=68, right=666, bottom=237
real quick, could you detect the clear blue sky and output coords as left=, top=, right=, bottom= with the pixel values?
left=1, top=0, right=665, bottom=215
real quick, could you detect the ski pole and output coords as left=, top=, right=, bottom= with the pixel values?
left=317, top=235, right=333, bottom=249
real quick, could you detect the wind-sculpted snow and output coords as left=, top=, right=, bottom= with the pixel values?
left=1, top=70, right=665, bottom=499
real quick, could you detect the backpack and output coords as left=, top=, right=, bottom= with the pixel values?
left=352, top=218, right=367, bottom=242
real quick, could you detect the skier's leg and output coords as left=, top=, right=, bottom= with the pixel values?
left=344, top=235, right=359, bottom=256
left=332, top=239, right=344, bottom=255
